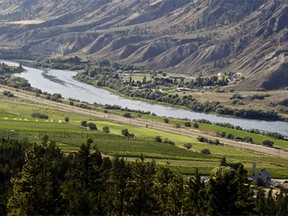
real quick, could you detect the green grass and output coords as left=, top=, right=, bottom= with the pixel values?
left=2, top=99, right=288, bottom=178
left=199, top=123, right=288, bottom=149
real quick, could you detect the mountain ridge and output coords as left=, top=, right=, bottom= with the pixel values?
left=0, top=0, right=288, bottom=90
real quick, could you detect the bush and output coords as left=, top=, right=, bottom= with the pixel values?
left=201, top=148, right=211, bottom=155
left=192, top=122, right=199, bottom=128
left=31, top=112, right=49, bottom=119
left=123, top=113, right=131, bottom=118
left=217, top=131, right=226, bottom=137
left=121, top=129, right=130, bottom=137
left=64, top=117, right=69, bottom=122
left=3, top=90, right=14, bottom=97
left=226, top=133, right=234, bottom=139
left=102, top=126, right=110, bottom=134
left=163, top=138, right=175, bottom=145
left=175, top=123, right=181, bottom=128
left=197, top=136, right=208, bottom=143
left=81, top=120, right=87, bottom=127
left=87, top=122, right=97, bottom=131
left=154, top=136, right=162, bottom=143
left=262, top=140, right=274, bottom=147
left=184, top=122, right=191, bottom=127
left=164, top=117, right=169, bottom=123
left=183, top=143, right=192, bottom=149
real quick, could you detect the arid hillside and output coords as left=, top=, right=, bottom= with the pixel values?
left=0, top=0, right=288, bottom=90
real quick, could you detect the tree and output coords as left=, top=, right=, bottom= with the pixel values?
left=206, top=165, right=254, bottom=215
left=262, top=140, right=274, bottom=147
left=126, top=157, right=157, bottom=215
left=64, top=117, right=69, bottom=122
left=61, top=140, right=107, bottom=215
left=183, top=143, right=192, bottom=150
left=152, top=166, right=184, bottom=215
left=107, top=157, right=132, bottom=215
left=123, top=113, right=131, bottom=118
left=81, top=120, right=87, bottom=127
left=175, top=123, right=181, bottom=128
left=201, top=148, right=211, bottom=154
left=87, top=122, right=97, bottom=130
left=182, top=168, right=207, bottom=215
left=154, top=136, right=162, bottom=143
left=184, top=122, right=191, bottom=127
left=164, top=117, right=169, bottom=123
left=8, top=142, right=67, bottom=215
left=121, top=129, right=130, bottom=137
left=102, top=126, right=110, bottom=134
left=193, top=122, right=199, bottom=128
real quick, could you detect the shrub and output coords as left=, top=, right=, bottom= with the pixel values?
left=64, top=117, right=69, bottom=122
left=3, top=90, right=14, bottom=97
left=123, top=113, right=131, bottom=118
left=262, top=140, right=274, bottom=147
left=175, top=123, right=181, bottom=128
left=81, top=120, right=87, bottom=127
left=121, top=129, right=130, bottom=137
left=217, top=131, right=226, bottom=137
left=87, top=122, right=97, bottom=130
left=163, top=138, right=175, bottom=145
left=184, top=122, right=191, bottom=127
left=31, top=112, right=49, bottom=119
left=226, top=133, right=234, bottom=139
left=154, top=136, right=162, bottom=143
left=201, top=148, right=211, bottom=155
left=192, top=122, right=199, bottom=128
left=102, top=126, right=110, bottom=134
left=164, top=117, right=169, bottom=123
left=197, top=136, right=208, bottom=143
left=183, top=143, right=192, bottom=149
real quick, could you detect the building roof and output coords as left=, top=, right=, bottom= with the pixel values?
left=259, top=169, right=272, bottom=178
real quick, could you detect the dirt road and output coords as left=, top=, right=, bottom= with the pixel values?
left=1, top=85, right=288, bottom=159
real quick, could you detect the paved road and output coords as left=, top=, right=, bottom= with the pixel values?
left=1, top=85, right=288, bottom=159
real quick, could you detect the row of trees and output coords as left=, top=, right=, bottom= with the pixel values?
left=1, top=137, right=288, bottom=215
left=76, top=71, right=282, bottom=121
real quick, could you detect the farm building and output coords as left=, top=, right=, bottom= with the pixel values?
left=251, top=162, right=272, bottom=186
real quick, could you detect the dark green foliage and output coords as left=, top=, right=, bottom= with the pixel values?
left=206, top=165, right=254, bottom=215
left=121, top=129, right=134, bottom=138
left=64, top=117, right=69, bottom=122
left=87, top=122, right=97, bottom=131
left=31, top=112, right=49, bottom=119
left=201, top=148, right=211, bottom=154
left=183, top=143, right=192, bottom=149
left=184, top=121, right=191, bottom=127
left=175, top=123, right=181, bottom=128
left=154, top=136, right=162, bottom=143
left=262, top=139, right=274, bottom=147
left=163, top=138, right=175, bottom=145
left=123, top=113, right=131, bottom=118
left=164, top=117, right=169, bottom=123
left=81, top=120, right=87, bottom=127
left=102, top=126, right=110, bottom=134
left=192, top=122, right=199, bottom=128
left=2, top=91, right=14, bottom=97
left=1, top=138, right=287, bottom=215
left=8, top=140, right=67, bottom=215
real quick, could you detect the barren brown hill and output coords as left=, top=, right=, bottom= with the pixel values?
left=0, top=0, right=287, bottom=90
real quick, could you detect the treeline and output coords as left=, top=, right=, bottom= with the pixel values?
left=0, top=62, right=24, bottom=74
left=194, top=119, right=286, bottom=141
left=0, top=137, right=288, bottom=215
left=76, top=71, right=281, bottom=121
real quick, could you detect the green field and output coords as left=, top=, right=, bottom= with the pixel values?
left=1, top=98, right=288, bottom=178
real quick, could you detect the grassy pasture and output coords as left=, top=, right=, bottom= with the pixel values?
left=1, top=99, right=288, bottom=178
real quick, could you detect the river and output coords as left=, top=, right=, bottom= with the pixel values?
left=2, top=60, right=288, bottom=136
